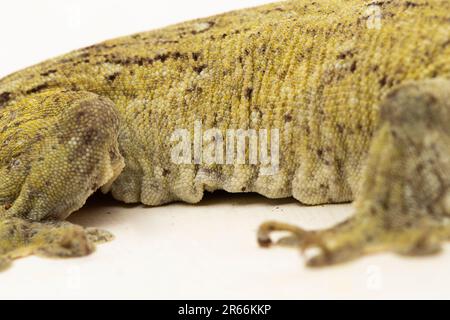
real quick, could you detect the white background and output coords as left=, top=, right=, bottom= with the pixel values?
left=1, top=0, right=450, bottom=300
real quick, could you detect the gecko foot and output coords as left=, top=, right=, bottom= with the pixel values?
left=0, top=216, right=113, bottom=270
left=258, top=219, right=375, bottom=266
left=259, top=79, right=450, bottom=267
left=258, top=219, right=446, bottom=267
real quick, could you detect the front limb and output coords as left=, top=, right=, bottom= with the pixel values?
left=0, top=89, right=124, bottom=269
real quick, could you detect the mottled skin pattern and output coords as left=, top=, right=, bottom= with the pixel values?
left=0, top=0, right=449, bottom=269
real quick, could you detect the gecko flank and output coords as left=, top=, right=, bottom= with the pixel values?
left=0, top=0, right=449, bottom=269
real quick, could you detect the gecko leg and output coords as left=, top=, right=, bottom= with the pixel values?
left=258, top=78, right=450, bottom=266
left=0, top=90, right=124, bottom=269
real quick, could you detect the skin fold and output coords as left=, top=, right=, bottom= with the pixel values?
left=0, top=0, right=449, bottom=269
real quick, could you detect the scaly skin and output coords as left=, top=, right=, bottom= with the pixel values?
left=0, top=0, right=449, bottom=269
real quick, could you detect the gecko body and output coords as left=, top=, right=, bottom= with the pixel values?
left=0, top=0, right=449, bottom=268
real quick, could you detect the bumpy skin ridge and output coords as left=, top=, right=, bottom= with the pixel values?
left=0, top=0, right=449, bottom=268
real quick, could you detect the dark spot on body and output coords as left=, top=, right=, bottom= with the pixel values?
left=155, top=53, right=170, bottom=63
left=106, top=72, right=120, bottom=82
left=26, top=83, right=50, bottom=95
left=284, top=113, right=292, bottom=122
left=379, top=75, right=388, bottom=87
left=245, top=87, right=253, bottom=100
left=259, top=44, right=267, bottom=54
left=172, top=52, right=183, bottom=59
left=40, top=69, right=57, bottom=77
left=304, top=125, right=311, bottom=135
left=356, top=123, right=364, bottom=131
left=162, top=169, right=170, bottom=177
left=404, top=1, right=419, bottom=8
left=155, top=39, right=179, bottom=45
left=193, top=64, right=207, bottom=74
left=367, top=0, right=392, bottom=7
left=79, top=52, right=90, bottom=59
left=337, top=50, right=355, bottom=60
left=317, top=149, right=324, bottom=158
left=192, top=52, right=201, bottom=61
left=0, top=92, right=12, bottom=108
left=186, top=85, right=203, bottom=95
left=350, top=61, right=357, bottom=73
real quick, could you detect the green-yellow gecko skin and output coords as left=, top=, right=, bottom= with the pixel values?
left=0, top=0, right=449, bottom=269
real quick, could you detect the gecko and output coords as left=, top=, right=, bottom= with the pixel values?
left=0, top=0, right=448, bottom=270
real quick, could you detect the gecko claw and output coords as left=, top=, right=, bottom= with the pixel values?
left=257, top=221, right=313, bottom=249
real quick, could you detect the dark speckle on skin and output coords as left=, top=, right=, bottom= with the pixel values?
left=106, top=72, right=121, bottom=82
left=367, top=0, right=392, bottom=7
left=245, top=87, right=253, bottom=100
left=284, top=113, right=293, bottom=122
left=337, top=49, right=355, bottom=60
left=26, top=83, right=50, bottom=95
left=106, top=51, right=188, bottom=66
left=317, top=148, right=324, bottom=158
left=357, top=123, right=364, bottom=132
left=193, top=64, right=207, bottom=74
left=154, top=53, right=170, bottom=63
left=78, top=52, right=90, bottom=59
left=379, top=75, right=388, bottom=87
left=172, top=52, right=183, bottom=59
left=40, top=69, right=58, bottom=77
left=192, top=52, right=201, bottom=61
left=0, top=92, right=12, bottom=108
left=404, top=1, right=419, bottom=8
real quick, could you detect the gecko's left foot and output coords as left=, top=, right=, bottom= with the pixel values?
left=0, top=216, right=113, bottom=270
left=259, top=79, right=450, bottom=267
left=0, top=90, right=123, bottom=269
